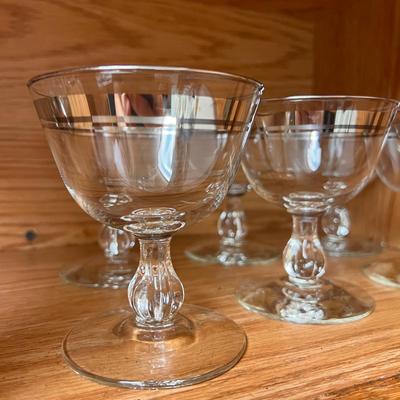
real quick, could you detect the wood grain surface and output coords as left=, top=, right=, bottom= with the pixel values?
left=1, top=0, right=398, bottom=249
left=1, top=234, right=400, bottom=399
left=0, top=0, right=320, bottom=250
left=1, top=0, right=398, bottom=250
left=1, top=0, right=400, bottom=399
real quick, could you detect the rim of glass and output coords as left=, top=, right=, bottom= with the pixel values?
left=27, top=64, right=264, bottom=97
left=258, top=95, right=400, bottom=111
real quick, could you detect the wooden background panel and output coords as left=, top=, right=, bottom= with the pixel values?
left=314, top=0, right=400, bottom=98
left=0, top=0, right=317, bottom=250
left=313, top=0, right=400, bottom=245
left=0, top=0, right=398, bottom=249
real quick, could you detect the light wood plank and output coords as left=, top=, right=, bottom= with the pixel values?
left=1, top=237, right=400, bottom=399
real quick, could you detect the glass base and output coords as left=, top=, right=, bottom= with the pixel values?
left=60, top=254, right=138, bottom=289
left=236, top=277, right=374, bottom=324
left=364, top=257, right=400, bottom=288
left=323, top=236, right=382, bottom=257
left=62, top=304, right=247, bottom=389
left=185, top=240, right=279, bottom=266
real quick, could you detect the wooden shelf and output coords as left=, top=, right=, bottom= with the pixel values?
left=2, top=234, right=400, bottom=399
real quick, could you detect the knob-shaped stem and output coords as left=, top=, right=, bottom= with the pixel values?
left=98, top=226, right=134, bottom=265
left=284, top=214, right=326, bottom=286
left=283, top=193, right=328, bottom=288
left=217, top=195, right=248, bottom=247
left=128, top=236, right=184, bottom=328
left=321, top=205, right=351, bottom=240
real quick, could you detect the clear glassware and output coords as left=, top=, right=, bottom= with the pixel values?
left=60, top=225, right=137, bottom=288
left=364, top=123, right=400, bottom=287
left=237, top=96, right=399, bottom=324
left=28, top=65, right=263, bottom=388
left=185, top=172, right=279, bottom=266
left=321, top=188, right=383, bottom=257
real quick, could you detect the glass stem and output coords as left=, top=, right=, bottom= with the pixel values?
left=217, top=195, right=247, bottom=248
left=98, top=226, right=133, bottom=267
left=128, top=236, right=184, bottom=328
left=283, top=211, right=326, bottom=288
left=322, top=205, right=351, bottom=242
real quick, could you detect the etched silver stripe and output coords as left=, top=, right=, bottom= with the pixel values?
left=38, top=115, right=247, bottom=127
left=41, top=124, right=237, bottom=136
left=92, top=115, right=177, bottom=124
left=263, top=124, right=389, bottom=132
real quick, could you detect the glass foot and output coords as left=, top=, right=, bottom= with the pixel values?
left=62, top=304, right=247, bottom=389
left=60, top=254, right=138, bottom=289
left=236, top=277, right=374, bottom=324
left=185, top=240, right=279, bottom=266
left=364, top=258, right=400, bottom=288
left=323, top=236, right=382, bottom=257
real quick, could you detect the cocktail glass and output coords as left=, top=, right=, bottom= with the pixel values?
left=364, top=122, right=400, bottom=287
left=185, top=173, right=279, bottom=266
left=28, top=65, right=263, bottom=387
left=61, top=225, right=136, bottom=288
left=237, top=96, right=398, bottom=324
